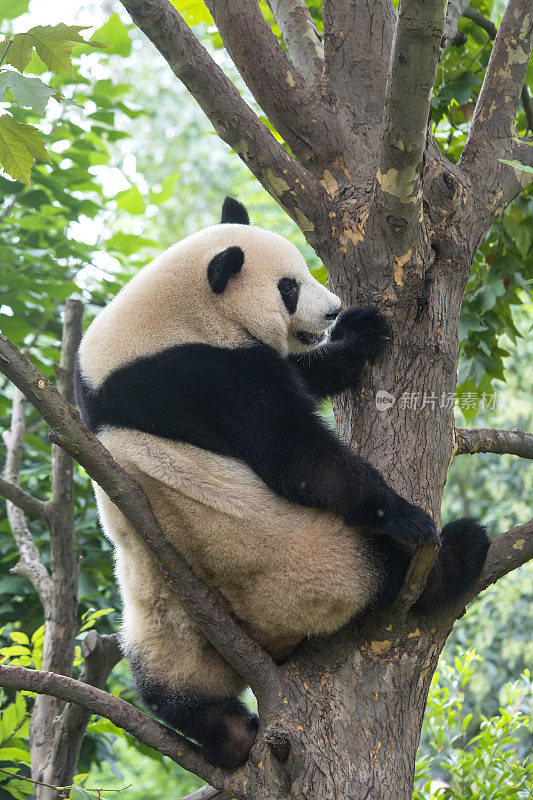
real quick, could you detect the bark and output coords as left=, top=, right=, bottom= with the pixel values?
left=455, top=427, right=533, bottom=459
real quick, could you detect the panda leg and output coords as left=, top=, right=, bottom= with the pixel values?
left=130, top=658, right=258, bottom=768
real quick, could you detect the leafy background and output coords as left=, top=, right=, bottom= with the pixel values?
left=0, top=0, right=531, bottom=797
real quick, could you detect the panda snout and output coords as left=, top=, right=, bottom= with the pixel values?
left=324, top=301, right=341, bottom=321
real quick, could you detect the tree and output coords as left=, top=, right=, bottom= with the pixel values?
left=0, top=1, right=532, bottom=799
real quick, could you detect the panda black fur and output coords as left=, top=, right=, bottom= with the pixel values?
left=74, top=197, right=489, bottom=770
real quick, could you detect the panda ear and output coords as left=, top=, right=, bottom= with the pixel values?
left=221, top=196, right=250, bottom=225
left=207, top=246, right=245, bottom=294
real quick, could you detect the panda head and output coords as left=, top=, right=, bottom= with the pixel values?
left=206, top=197, right=341, bottom=354
left=79, top=197, right=342, bottom=387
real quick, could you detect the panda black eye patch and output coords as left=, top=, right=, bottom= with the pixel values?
left=278, top=277, right=299, bottom=314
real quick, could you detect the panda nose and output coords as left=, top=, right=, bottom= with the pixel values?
left=324, top=303, right=341, bottom=321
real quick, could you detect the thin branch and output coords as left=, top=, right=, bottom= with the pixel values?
left=2, top=389, right=52, bottom=608
left=460, top=0, right=533, bottom=173
left=462, top=518, right=533, bottom=606
left=323, top=0, right=395, bottom=121
left=266, top=0, right=323, bottom=83
left=0, top=665, right=229, bottom=788
left=444, top=0, right=471, bottom=46
left=376, top=0, right=448, bottom=235
left=179, top=787, right=232, bottom=800
left=462, top=6, right=533, bottom=133
left=455, top=427, right=533, bottom=459
left=119, top=0, right=328, bottom=237
left=49, top=631, right=123, bottom=788
left=0, top=475, right=50, bottom=520
left=0, top=331, right=283, bottom=708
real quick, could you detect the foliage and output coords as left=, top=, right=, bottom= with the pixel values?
left=414, top=650, right=532, bottom=799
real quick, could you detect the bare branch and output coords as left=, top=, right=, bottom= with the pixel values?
left=376, top=0, right=448, bottom=235
left=49, top=631, right=123, bottom=788
left=460, top=0, right=533, bottom=187
left=0, top=331, right=282, bottom=707
left=2, top=389, right=52, bottom=607
left=119, top=0, right=328, bottom=236
left=0, top=665, right=230, bottom=788
left=455, top=427, right=533, bottom=459
left=463, top=518, right=533, bottom=605
left=267, top=0, right=323, bottom=83
left=323, top=0, right=395, bottom=120
left=444, top=0, right=471, bottom=46
left=0, top=475, right=49, bottom=520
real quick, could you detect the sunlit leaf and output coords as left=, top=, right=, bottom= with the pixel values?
left=0, top=114, right=50, bottom=185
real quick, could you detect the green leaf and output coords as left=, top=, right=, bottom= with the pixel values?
left=0, top=0, right=29, bottom=19
left=0, top=24, right=94, bottom=75
left=115, top=185, right=145, bottom=215
left=499, top=158, right=533, bottom=175
left=70, top=788, right=95, bottom=800
left=92, top=13, right=131, bottom=57
left=0, top=114, right=50, bottom=184
left=0, top=746, right=30, bottom=762
left=0, top=69, right=54, bottom=115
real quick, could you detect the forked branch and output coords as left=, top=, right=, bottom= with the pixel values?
left=2, top=389, right=52, bottom=607
left=455, top=427, right=533, bottom=459
left=119, top=0, right=327, bottom=234
left=0, top=331, right=282, bottom=707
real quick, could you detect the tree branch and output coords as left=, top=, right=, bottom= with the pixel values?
left=461, top=7, right=533, bottom=133
left=0, top=665, right=232, bottom=789
left=376, top=0, right=448, bottom=235
left=204, top=0, right=325, bottom=162
left=459, top=0, right=533, bottom=199
left=2, top=389, right=52, bottom=608
left=462, top=518, right=533, bottom=606
left=0, top=331, right=283, bottom=709
left=266, top=0, right=323, bottom=83
left=323, top=0, right=395, bottom=121
left=48, top=631, right=123, bottom=788
left=179, top=786, right=232, bottom=800
left=119, top=0, right=328, bottom=238
left=455, top=427, right=533, bottom=459
left=0, top=475, right=50, bottom=521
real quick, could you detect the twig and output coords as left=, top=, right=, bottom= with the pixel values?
left=454, top=427, right=533, bottom=459
left=0, top=37, right=13, bottom=69
left=0, top=767, right=130, bottom=795
left=0, top=476, right=50, bottom=521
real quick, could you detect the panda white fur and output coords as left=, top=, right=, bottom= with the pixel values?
left=75, top=197, right=489, bottom=769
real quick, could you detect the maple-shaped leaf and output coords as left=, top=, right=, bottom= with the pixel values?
left=0, top=113, right=51, bottom=185
left=0, top=24, right=94, bottom=76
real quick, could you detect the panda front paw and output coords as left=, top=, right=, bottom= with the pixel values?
left=329, top=306, right=391, bottom=360
left=348, top=490, right=437, bottom=545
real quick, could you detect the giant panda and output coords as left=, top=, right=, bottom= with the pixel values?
left=74, top=197, right=489, bottom=769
